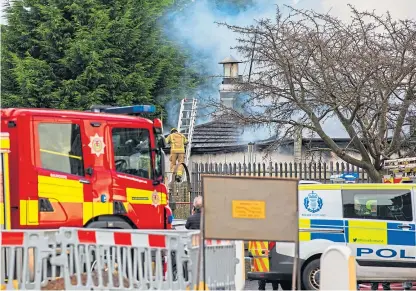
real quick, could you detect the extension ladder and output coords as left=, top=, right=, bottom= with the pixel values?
left=177, top=98, right=198, bottom=167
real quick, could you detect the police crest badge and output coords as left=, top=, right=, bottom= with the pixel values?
left=304, top=191, right=323, bottom=213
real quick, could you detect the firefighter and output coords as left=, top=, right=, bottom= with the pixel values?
left=165, top=128, right=188, bottom=182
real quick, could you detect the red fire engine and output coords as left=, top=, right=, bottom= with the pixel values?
left=0, top=105, right=173, bottom=230
left=383, top=157, right=416, bottom=183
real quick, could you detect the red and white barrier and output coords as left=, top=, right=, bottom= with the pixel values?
left=53, top=227, right=188, bottom=290
left=205, top=239, right=232, bottom=245
left=1, top=231, right=25, bottom=245
left=1, top=228, right=243, bottom=290
left=0, top=230, right=60, bottom=290
left=76, top=229, right=167, bottom=248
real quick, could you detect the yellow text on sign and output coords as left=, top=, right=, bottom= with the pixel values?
left=232, top=200, right=266, bottom=219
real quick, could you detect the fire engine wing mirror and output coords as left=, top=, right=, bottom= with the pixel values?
left=86, top=167, right=93, bottom=176
left=157, top=135, right=166, bottom=149
left=152, top=148, right=165, bottom=186
left=153, top=119, right=165, bottom=148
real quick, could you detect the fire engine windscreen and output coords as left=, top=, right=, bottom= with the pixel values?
left=111, top=128, right=152, bottom=179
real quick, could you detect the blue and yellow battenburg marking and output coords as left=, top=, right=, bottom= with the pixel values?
left=299, top=218, right=416, bottom=246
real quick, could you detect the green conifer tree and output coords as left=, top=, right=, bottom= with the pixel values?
left=1, top=0, right=198, bottom=119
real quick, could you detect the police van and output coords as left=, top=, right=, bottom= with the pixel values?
left=248, top=183, right=416, bottom=290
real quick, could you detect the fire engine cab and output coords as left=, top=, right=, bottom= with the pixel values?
left=383, top=157, right=416, bottom=183
left=0, top=105, right=172, bottom=230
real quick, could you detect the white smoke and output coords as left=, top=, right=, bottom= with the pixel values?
left=163, top=0, right=413, bottom=139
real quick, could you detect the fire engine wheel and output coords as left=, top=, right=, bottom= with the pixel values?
left=301, top=258, right=320, bottom=290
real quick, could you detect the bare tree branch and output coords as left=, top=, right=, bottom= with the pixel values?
left=215, top=5, right=416, bottom=182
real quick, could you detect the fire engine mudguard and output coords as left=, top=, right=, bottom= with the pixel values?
left=84, top=215, right=136, bottom=229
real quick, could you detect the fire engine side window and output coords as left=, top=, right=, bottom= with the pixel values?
left=38, top=123, right=84, bottom=176
left=342, top=189, right=413, bottom=221
left=111, top=128, right=151, bottom=179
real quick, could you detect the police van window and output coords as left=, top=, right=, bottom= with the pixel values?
left=342, top=189, right=413, bottom=221
left=38, top=123, right=84, bottom=176
left=111, top=128, right=151, bottom=179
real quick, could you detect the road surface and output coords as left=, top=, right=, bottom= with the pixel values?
left=244, top=280, right=278, bottom=290
left=243, top=281, right=416, bottom=290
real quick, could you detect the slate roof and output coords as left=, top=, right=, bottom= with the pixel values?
left=163, top=116, right=355, bottom=154
left=191, top=117, right=355, bottom=153
left=164, top=117, right=248, bottom=154
left=190, top=119, right=247, bottom=153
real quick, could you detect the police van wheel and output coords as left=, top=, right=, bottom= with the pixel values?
left=302, top=258, right=320, bottom=290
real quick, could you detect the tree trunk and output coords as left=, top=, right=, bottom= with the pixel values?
left=366, top=166, right=383, bottom=183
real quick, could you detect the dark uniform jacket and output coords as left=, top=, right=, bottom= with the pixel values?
left=185, top=210, right=201, bottom=230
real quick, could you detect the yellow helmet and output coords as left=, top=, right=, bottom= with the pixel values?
left=171, top=128, right=177, bottom=133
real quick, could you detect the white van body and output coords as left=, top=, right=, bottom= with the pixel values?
left=272, top=184, right=416, bottom=289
